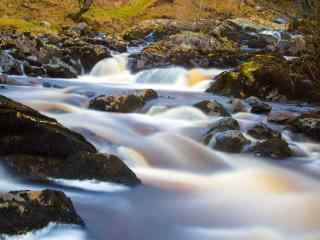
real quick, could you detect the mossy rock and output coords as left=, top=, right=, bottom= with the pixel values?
left=206, top=54, right=313, bottom=101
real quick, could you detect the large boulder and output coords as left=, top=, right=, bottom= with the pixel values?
left=129, top=31, right=244, bottom=72
left=0, top=189, right=83, bottom=235
left=206, top=54, right=318, bottom=102
left=89, top=89, right=158, bottom=113
left=0, top=95, right=140, bottom=186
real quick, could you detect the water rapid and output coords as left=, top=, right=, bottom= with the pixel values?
left=1, top=53, right=320, bottom=240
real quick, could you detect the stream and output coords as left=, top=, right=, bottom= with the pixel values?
left=1, top=45, right=320, bottom=240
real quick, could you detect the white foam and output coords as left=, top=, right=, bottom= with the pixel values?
left=50, top=178, right=129, bottom=192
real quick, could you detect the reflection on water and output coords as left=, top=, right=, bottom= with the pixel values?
left=1, top=55, right=320, bottom=240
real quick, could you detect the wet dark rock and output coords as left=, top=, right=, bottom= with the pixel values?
left=204, top=117, right=240, bottom=144
left=291, top=111, right=320, bottom=140
left=252, top=138, right=292, bottom=159
left=194, top=100, right=230, bottom=116
left=268, top=111, right=297, bottom=124
left=89, top=89, right=158, bottom=113
left=45, top=59, right=78, bottom=78
left=68, top=44, right=111, bottom=72
left=206, top=54, right=313, bottom=102
left=122, top=19, right=212, bottom=42
left=230, top=98, right=247, bottom=113
left=246, top=96, right=272, bottom=114
left=0, top=52, right=23, bottom=75
left=129, top=31, right=244, bottom=72
left=0, top=189, right=84, bottom=235
left=0, top=95, right=141, bottom=185
left=24, top=64, right=46, bottom=77
left=4, top=152, right=141, bottom=186
left=0, top=28, right=115, bottom=78
left=247, top=123, right=281, bottom=140
left=212, top=130, right=250, bottom=153
left=213, top=18, right=267, bottom=43
left=212, top=18, right=276, bottom=50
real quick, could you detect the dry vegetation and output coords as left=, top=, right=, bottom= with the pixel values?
left=0, top=0, right=295, bottom=33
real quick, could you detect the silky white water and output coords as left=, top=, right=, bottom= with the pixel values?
left=1, top=54, right=320, bottom=240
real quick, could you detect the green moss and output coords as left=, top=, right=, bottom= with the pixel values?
left=85, top=0, right=156, bottom=20
left=239, top=61, right=261, bottom=83
left=0, top=18, right=58, bottom=34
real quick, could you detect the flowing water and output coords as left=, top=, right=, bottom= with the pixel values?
left=1, top=51, right=320, bottom=240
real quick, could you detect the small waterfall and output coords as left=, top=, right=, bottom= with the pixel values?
left=90, top=54, right=129, bottom=77
left=134, top=67, right=188, bottom=85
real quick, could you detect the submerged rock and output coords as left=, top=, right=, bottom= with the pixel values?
left=247, top=123, right=281, bottom=140
left=252, top=138, right=292, bottom=159
left=0, top=189, right=83, bottom=235
left=193, top=100, right=230, bottom=116
left=0, top=95, right=140, bottom=186
left=211, top=130, right=250, bottom=153
left=89, top=89, right=158, bottom=113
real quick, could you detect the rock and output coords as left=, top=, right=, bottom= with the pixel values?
left=72, top=22, right=89, bottom=34
left=230, top=98, right=247, bottom=113
left=211, top=130, right=250, bottom=153
left=212, top=18, right=264, bottom=43
left=252, top=138, right=292, bottom=159
left=277, top=35, right=306, bottom=56
left=89, top=89, right=158, bottom=113
left=291, top=111, right=320, bottom=140
left=0, top=52, right=23, bottom=75
left=122, top=19, right=208, bottom=42
left=129, top=31, right=242, bottom=72
left=204, top=117, right=240, bottom=143
left=0, top=189, right=83, bottom=235
left=193, top=100, right=230, bottom=116
left=122, top=19, right=183, bottom=41
left=212, top=18, right=274, bottom=49
left=68, top=44, right=111, bottom=72
left=45, top=58, right=78, bottom=78
left=246, top=96, right=272, bottom=114
left=0, top=95, right=140, bottom=185
left=206, top=54, right=311, bottom=101
left=267, top=111, right=297, bottom=124
left=4, top=152, right=141, bottom=186
left=247, top=123, right=281, bottom=140
left=24, top=64, right=46, bottom=77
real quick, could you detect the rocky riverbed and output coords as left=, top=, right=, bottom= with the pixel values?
left=0, top=16, right=320, bottom=240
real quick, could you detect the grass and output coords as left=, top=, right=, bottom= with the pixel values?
left=0, top=0, right=299, bottom=34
